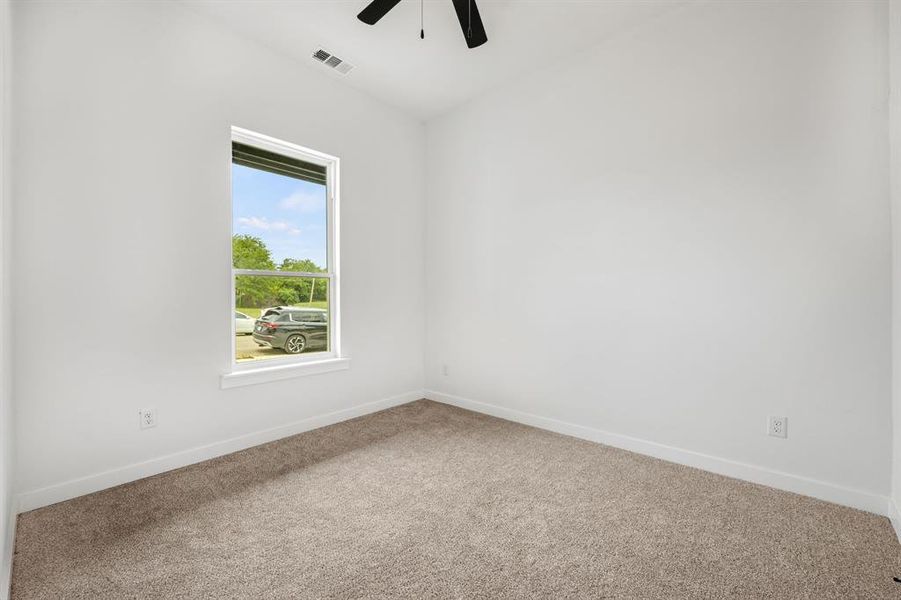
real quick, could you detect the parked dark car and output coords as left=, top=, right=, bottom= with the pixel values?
left=252, top=307, right=328, bottom=354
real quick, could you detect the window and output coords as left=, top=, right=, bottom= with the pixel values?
left=229, top=127, right=341, bottom=370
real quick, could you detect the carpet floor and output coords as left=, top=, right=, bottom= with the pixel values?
left=11, top=400, right=901, bottom=599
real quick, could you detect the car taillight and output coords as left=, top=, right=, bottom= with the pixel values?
left=263, top=322, right=278, bottom=331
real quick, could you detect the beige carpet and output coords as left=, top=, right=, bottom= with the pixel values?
left=11, top=400, right=901, bottom=599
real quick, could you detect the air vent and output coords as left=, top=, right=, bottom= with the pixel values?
left=311, top=47, right=354, bottom=75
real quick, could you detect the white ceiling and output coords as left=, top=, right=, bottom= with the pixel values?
left=183, top=0, right=685, bottom=121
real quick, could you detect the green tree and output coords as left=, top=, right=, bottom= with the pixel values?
left=233, top=235, right=328, bottom=308
left=233, top=235, right=277, bottom=307
left=278, top=258, right=325, bottom=303
left=235, top=275, right=276, bottom=308
left=232, top=235, right=274, bottom=270
left=279, top=258, right=323, bottom=273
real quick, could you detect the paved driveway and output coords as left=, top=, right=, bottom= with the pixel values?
left=235, top=334, right=285, bottom=361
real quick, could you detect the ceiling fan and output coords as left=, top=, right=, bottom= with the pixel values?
left=357, top=0, right=488, bottom=49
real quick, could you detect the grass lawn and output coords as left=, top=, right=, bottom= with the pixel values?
left=236, top=301, right=328, bottom=319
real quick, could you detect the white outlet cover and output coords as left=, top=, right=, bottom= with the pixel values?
left=139, top=408, right=157, bottom=429
left=767, top=416, right=787, bottom=439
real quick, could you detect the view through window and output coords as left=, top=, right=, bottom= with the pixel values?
left=231, top=132, right=336, bottom=364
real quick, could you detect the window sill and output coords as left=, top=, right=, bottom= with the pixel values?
left=221, top=357, right=350, bottom=389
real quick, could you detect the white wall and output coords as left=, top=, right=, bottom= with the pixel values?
left=0, top=0, right=14, bottom=592
left=426, top=0, right=892, bottom=506
left=891, top=0, right=901, bottom=533
left=12, top=0, right=425, bottom=505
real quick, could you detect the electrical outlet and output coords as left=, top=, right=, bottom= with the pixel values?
left=767, top=416, right=787, bottom=439
left=139, top=408, right=157, bottom=430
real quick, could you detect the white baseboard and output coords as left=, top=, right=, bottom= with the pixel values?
left=17, top=390, right=424, bottom=513
left=14, top=387, right=894, bottom=524
left=889, top=496, right=901, bottom=544
left=0, top=499, right=16, bottom=600
left=425, top=389, right=890, bottom=517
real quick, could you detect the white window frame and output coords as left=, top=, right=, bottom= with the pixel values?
left=222, top=126, right=347, bottom=388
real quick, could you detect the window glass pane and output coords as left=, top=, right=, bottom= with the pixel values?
left=232, top=159, right=328, bottom=272
left=234, top=275, right=329, bottom=363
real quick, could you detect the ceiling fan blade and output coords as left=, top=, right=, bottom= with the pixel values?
left=357, top=0, right=403, bottom=25
left=450, top=0, right=487, bottom=48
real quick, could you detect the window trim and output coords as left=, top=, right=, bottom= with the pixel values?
left=226, top=126, right=343, bottom=381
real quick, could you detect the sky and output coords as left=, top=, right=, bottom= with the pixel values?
left=232, top=164, right=328, bottom=269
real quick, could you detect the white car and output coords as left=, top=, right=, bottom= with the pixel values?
left=235, top=311, right=255, bottom=335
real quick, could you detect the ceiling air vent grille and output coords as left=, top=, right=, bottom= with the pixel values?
left=312, top=48, right=354, bottom=75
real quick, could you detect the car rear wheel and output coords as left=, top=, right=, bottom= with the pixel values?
left=284, top=334, right=306, bottom=354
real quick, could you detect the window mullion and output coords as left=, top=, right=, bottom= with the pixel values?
left=233, top=269, right=331, bottom=278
